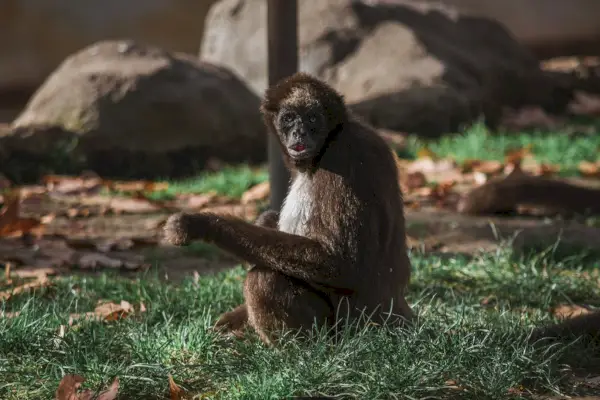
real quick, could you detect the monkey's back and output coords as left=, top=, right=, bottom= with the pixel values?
left=305, top=118, right=413, bottom=322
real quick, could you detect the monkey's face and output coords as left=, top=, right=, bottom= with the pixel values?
left=276, top=105, right=327, bottom=163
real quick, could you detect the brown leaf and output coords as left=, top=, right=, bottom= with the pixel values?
left=71, top=300, right=136, bottom=323
left=578, top=161, right=600, bottom=178
left=108, top=196, right=162, bottom=214
left=504, top=145, right=532, bottom=166
left=241, top=181, right=270, bottom=204
left=0, top=190, right=43, bottom=237
left=568, top=91, right=600, bottom=116
left=96, top=377, right=119, bottom=400
left=55, top=374, right=88, bottom=400
left=552, top=304, right=592, bottom=320
left=184, top=192, right=219, bottom=209
left=43, top=174, right=104, bottom=196
left=77, top=253, right=125, bottom=269
left=203, top=204, right=258, bottom=221
left=55, top=375, right=119, bottom=400
left=0, top=275, right=49, bottom=301
left=404, top=171, right=427, bottom=190
left=462, top=159, right=503, bottom=175
left=10, top=266, right=57, bottom=280
left=168, top=375, right=184, bottom=400
left=107, top=180, right=169, bottom=193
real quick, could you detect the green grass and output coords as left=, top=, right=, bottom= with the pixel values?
left=405, top=122, right=600, bottom=176
left=154, top=165, right=268, bottom=200
left=1, top=246, right=599, bottom=399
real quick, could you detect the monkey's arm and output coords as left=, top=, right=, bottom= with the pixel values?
left=164, top=212, right=351, bottom=290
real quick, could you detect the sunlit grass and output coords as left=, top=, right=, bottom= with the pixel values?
left=1, top=246, right=598, bottom=399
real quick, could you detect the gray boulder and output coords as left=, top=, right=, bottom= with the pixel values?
left=200, top=0, right=568, bottom=136
left=3, top=40, right=266, bottom=181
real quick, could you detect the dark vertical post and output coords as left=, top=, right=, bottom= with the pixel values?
left=267, top=0, right=297, bottom=211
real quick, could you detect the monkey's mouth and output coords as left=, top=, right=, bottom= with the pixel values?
left=288, top=143, right=312, bottom=159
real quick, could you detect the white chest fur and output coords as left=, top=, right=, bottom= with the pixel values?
left=278, top=173, right=313, bottom=236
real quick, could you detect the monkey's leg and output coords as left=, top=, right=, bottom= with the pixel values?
left=244, top=266, right=333, bottom=345
left=213, top=210, right=280, bottom=335
left=214, top=304, right=248, bottom=335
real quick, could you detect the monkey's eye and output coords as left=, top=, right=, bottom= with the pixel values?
left=281, top=113, right=294, bottom=124
left=308, top=115, right=317, bottom=124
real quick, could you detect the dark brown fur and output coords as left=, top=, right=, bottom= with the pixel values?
left=530, top=312, right=600, bottom=343
left=163, top=73, right=413, bottom=345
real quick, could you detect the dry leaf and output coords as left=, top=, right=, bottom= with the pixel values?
left=404, top=171, right=427, bottom=190
left=552, top=304, right=592, bottom=320
left=462, top=159, right=503, bottom=175
left=0, top=275, right=49, bottom=301
left=71, top=300, right=135, bottom=323
left=96, top=377, right=119, bottom=400
left=184, top=192, right=218, bottom=209
left=203, top=204, right=258, bottom=221
left=108, top=196, right=162, bottom=214
left=504, top=145, right=532, bottom=166
left=241, top=181, right=270, bottom=204
left=0, top=190, right=43, bottom=237
left=43, top=174, right=103, bottom=196
left=78, top=253, right=125, bottom=269
left=55, top=374, right=91, bottom=400
left=10, top=266, right=57, bottom=280
left=578, top=161, right=600, bottom=178
left=568, top=91, right=600, bottom=116
left=168, top=375, right=184, bottom=400
left=55, top=375, right=119, bottom=400
left=107, top=180, right=169, bottom=193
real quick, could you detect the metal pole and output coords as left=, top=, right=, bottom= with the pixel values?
left=267, top=0, right=297, bottom=211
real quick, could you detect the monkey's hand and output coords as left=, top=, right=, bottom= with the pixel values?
left=163, top=212, right=210, bottom=246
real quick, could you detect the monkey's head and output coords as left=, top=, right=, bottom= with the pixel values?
left=261, top=73, right=347, bottom=169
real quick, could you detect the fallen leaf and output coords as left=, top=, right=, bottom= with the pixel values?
left=55, top=374, right=91, bottom=400
left=0, top=275, right=49, bottom=301
left=203, top=204, right=258, bottom=221
left=182, top=192, right=219, bottom=209
left=96, top=377, right=119, bottom=400
left=241, top=181, right=270, bottom=204
left=107, top=180, right=168, bottom=193
left=462, top=159, right=503, bottom=175
left=43, top=174, right=103, bottom=196
left=108, top=196, right=162, bottom=214
left=55, top=375, right=119, bottom=400
left=568, top=91, right=600, bottom=116
left=77, top=253, right=125, bottom=269
left=168, top=375, right=184, bottom=400
left=404, top=171, right=427, bottom=190
left=71, top=300, right=135, bottom=324
left=10, top=266, right=57, bottom=280
left=0, top=190, right=43, bottom=237
left=578, top=161, right=600, bottom=178
left=552, top=304, right=592, bottom=320
left=504, top=145, right=532, bottom=166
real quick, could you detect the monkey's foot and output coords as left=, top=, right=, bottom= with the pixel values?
left=163, top=212, right=193, bottom=246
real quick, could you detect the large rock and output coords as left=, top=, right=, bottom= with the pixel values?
left=201, top=0, right=568, bottom=136
left=2, top=40, right=266, bottom=181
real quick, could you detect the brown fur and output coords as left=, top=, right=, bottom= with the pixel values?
left=530, top=312, right=600, bottom=343
left=163, top=73, right=413, bottom=345
left=458, top=174, right=600, bottom=216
